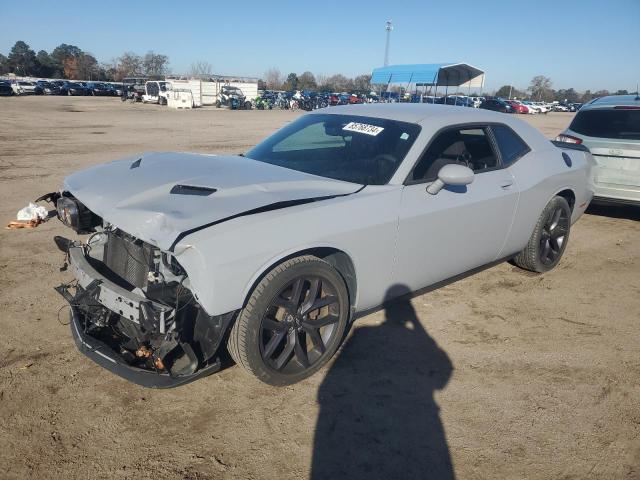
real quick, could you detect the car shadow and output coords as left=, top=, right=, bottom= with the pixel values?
left=311, top=285, right=455, bottom=480
left=586, top=203, right=640, bottom=221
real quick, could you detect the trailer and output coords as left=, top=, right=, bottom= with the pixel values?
left=165, top=75, right=259, bottom=108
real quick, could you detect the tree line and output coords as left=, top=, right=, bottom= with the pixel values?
left=494, top=75, right=634, bottom=103
left=2, top=40, right=632, bottom=99
left=262, top=68, right=372, bottom=93
left=0, top=40, right=169, bottom=81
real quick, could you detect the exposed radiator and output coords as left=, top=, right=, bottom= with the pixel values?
left=103, top=231, right=155, bottom=289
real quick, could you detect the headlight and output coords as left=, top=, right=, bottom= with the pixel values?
left=56, top=196, right=101, bottom=233
left=57, top=197, right=80, bottom=229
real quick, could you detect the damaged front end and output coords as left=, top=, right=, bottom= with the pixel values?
left=52, top=195, right=235, bottom=388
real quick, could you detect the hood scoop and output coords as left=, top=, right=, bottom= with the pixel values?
left=170, top=184, right=217, bottom=196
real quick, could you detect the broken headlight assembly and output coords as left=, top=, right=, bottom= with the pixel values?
left=56, top=195, right=101, bottom=233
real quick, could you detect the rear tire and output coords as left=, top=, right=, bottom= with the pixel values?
left=228, top=255, right=349, bottom=386
left=512, top=196, right=571, bottom=273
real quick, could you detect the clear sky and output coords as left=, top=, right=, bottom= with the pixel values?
left=1, top=0, right=638, bottom=92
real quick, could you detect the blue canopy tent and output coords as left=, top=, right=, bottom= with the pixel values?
left=370, top=63, right=485, bottom=101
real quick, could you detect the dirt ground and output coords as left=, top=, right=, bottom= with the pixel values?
left=0, top=96, right=638, bottom=480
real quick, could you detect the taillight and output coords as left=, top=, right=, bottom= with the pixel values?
left=555, top=134, right=583, bottom=144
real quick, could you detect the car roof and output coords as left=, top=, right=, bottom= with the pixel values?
left=582, top=94, right=640, bottom=110
left=309, top=103, right=551, bottom=151
left=311, top=103, right=515, bottom=124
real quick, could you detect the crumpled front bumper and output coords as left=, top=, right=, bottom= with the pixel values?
left=68, top=307, right=221, bottom=388
left=60, top=244, right=224, bottom=388
left=66, top=245, right=172, bottom=333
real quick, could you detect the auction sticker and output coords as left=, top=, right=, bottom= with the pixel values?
left=342, top=122, right=384, bottom=136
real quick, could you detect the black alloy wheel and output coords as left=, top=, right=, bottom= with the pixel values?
left=539, top=204, right=569, bottom=266
left=228, top=255, right=349, bottom=385
left=260, top=276, right=340, bottom=373
left=512, top=195, right=572, bottom=273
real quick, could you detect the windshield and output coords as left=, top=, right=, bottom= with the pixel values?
left=245, top=114, right=421, bottom=185
left=570, top=109, right=640, bottom=140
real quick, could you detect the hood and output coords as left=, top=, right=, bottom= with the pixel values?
left=64, top=152, right=361, bottom=250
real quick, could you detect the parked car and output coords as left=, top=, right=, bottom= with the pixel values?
left=49, top=80, right=66, bottom=94
left=505, top=100, right=529, bottom=114
left=531, top=102, right=549, bottom=114
left=110, top=83, right=125, bottom=96
left=11, top=81, right=39, bottom=95
left=0, top=80, right=13, bottom=96
left=556, top=94, right=640, bottom=205
left=37, top=80, right=61, bottom=95
left=60, top=81, right=89, bottom=96
left=444, top=96, right=475, bottom=107
left=85, top=82, right=115, bottom=96
left=479, top=98, right=514, bottom=113
left=520, top=101, right=540, bottom=114
left=44, top=104, right=594, bottom=387
left=469, top=97, right=483, bottom=108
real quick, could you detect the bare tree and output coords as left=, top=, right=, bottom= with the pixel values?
left=75, top=53, right=98, bottom=80
left=298, top=71, right=317, bottom=90
left=264, top=67, right=283, bottom=89
left=495, top=85, right=525, bottom=99
left=190, top=61, right=213, bottom=78
left=115, top=52, right=143, bottom=80
left=143, top=51, right=169, bottom=78
left=528, top=75, right=553, bottom=101
left=315, top=73, right=328, bottom=90
left=353, top=74, right=371, bottom=93
left=325, top=74, right=352, bottom=92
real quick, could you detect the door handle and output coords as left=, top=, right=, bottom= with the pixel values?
left=500, top=181, right=513, bottom=189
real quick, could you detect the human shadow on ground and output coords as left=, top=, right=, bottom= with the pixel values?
left=311, top=285, right=455, bottom=480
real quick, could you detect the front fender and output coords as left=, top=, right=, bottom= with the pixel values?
left=173, top=186, right=402, bottom=317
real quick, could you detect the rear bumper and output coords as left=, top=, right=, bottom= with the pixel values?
left=69, top=307, right=221, bottom=388
left=592, top=184, right=640, bottom=205
left=592, top=195, right=640, bottom=207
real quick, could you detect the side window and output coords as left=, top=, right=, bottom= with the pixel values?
left=411, top=126, right=498, bottom=182
left=491, top=125, right=530, bottom=166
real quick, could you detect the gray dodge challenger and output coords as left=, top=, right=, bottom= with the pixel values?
left=45, top=104, right=595, bottom=387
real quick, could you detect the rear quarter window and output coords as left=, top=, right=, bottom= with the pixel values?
left=491, top=125, right=530, bottom=166
left=569, top=109, right=640, bottom=140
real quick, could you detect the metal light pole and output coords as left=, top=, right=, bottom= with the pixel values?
left=384, top=20, right=393, bottom=66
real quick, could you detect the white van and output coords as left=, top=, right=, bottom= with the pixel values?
left=142, top=81, right=170, bottom=105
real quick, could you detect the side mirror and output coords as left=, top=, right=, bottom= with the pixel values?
left=426, top=164, right=474, bottom=195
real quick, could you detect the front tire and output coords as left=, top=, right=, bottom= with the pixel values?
left=228, top=255, right=349, bottom=386
left=512, top=196, right=571, bottom=273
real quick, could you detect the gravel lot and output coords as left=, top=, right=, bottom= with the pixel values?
left=1, top=96, right=638, bottom=480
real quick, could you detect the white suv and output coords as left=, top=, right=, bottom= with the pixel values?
left=557, top=94, right=640, bottom=205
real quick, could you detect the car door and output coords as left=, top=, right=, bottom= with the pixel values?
left=394, top=125, right=518, bottom=292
